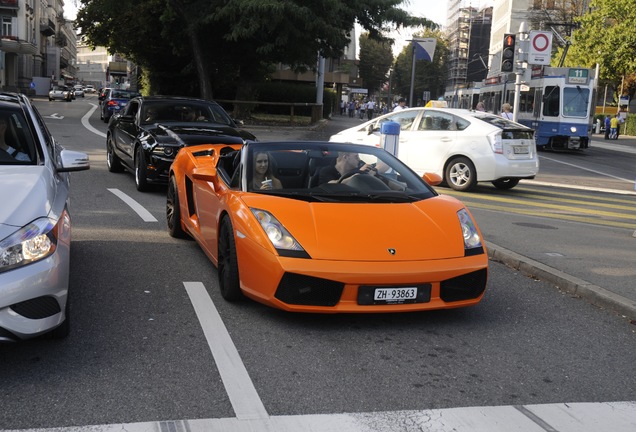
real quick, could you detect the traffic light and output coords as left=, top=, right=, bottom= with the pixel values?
left=501, top=34, right=516, bottom=72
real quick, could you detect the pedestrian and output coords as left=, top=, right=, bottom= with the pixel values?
left=339, top=100, right=345, bottom=115
left=366, top=99, right=375, bottom=120
left=348, top=100, right=355, bottom=118
left=609, top=114, right=621, bottom=140
left=475, top=101, right=485, bottom=111
left=359, top=100, right=365, bottom=119
left=393, top=98, right=407, bottom=112
left=604, top=115, right=611, bottom=140
left=501, top=103, right=513, bottom=120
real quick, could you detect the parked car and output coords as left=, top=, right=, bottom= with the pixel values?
left=73, top=85, right=85, bottom=98
left=100, top=89, right=140, bottom=122
left=84, top=85, right=95, bottom=93
left=106, top=96, right=257, bottom=191
left=48, top=85, right=73, bottom=102
left=329, top=107, right=539, bottom=191
left=0, top=92, right=90, bottom=341
left=167, top=140, right=488, bottom=311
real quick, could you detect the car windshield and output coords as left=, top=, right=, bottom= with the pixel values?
left=141, top=101, right=234, bottom=125
left=232, top=142, right=437, bottom=203
left=0, top=109, right=38, bottom=165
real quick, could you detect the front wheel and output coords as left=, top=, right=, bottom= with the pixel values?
left=135, top=146, right=150, bottom=192
left=445, top=157, right=477, bottom=191
left=492, top=178, right=520, bottom=190
left=218, top=216, right=243, bottom=302
left=166, top=176, right=189, bottom=239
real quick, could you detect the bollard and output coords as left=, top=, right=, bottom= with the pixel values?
left=380, top=121, right=400, bottom=156
left=595, top=119, right=601, bottom=134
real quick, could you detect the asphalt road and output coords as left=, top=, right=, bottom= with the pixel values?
left=0, top=98, right=633, bottom=432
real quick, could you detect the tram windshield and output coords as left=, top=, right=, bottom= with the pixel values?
left=562, top=87, right=590, bottom=117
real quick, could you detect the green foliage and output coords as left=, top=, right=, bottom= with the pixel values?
left=358, top=32, right=394, bottom=96
left=75, top=0, right=434, bottom=100
left=568, top=0, right=636, bottom=81
left=392, top=29, right=448, bottom=105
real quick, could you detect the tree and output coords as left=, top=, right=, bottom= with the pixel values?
left=358, top=33, right=394, bottom=96
left=392, top=29, right=449, bottom=106
left=75, top=0, right=435, bottom=100
left=565, top=0, right=636, bottom=100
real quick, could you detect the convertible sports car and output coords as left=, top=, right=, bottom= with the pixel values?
left=167, top=140, right=488, bottom=313
left=107, top=96, right=256, bottom=191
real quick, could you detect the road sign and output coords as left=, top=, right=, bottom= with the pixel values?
left=528, top=31, right=553, bottom=65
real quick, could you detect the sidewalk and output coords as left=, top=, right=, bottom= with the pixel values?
left=245, top=115, right=636, bottom=322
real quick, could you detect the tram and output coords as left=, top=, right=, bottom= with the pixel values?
left=447, top=66, right=597, bottom=151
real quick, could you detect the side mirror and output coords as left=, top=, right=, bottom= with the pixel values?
left=57, top=149, right=90, bottom=172
left=422, top=172, right=442, bottom=186
left=192, top=167, right=217, bottom=182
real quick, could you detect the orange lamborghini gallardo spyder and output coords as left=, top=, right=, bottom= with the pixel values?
left=167, top=140, right=488, bottom=313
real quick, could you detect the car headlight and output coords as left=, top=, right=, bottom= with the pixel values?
left=0, top=216, right=62, bottom=273
left=251, top=209, right=304, bottom=252
left=152, top=145, right=178, bottom=158
left=457, top=209, right=482, bottom=250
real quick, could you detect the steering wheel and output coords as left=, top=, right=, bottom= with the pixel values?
left=336, top=168, right=366, bottom=183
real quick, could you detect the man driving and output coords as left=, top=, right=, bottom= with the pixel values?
left=319, top=152, right=373, bottom=184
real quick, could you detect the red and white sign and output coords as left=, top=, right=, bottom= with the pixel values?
left=528, top=31, right=553, bottom=65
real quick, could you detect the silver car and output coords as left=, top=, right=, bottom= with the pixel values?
left=0, top=93, right=89, bottom=341
left=48, top=85, right=73, bottom=102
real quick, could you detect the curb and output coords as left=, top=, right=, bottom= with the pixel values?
left=487, top=241, right=636, bottom=322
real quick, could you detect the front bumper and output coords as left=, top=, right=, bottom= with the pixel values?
left=0, top=251, right=69, bottom=341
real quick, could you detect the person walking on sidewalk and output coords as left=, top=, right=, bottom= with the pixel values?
left=610, top=114, right=620, bottom=140
left=366, top=100, right=375, bottom=120
left=604, top=115, right=611, bottom=140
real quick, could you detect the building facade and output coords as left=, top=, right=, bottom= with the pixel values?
left=0, top=0, right=77, bottom=94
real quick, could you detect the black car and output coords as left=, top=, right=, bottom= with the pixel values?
left=106, top=96, right=256, bottom=191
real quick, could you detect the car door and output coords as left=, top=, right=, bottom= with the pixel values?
left=114, top=100, right=141, bottom=164
left=399, top=109, right=458, bottom=176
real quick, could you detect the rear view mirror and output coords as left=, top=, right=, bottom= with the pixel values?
left=422, top=172, right=442, bottom=186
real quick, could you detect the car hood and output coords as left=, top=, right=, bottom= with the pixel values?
left=242, top=194, right=469, bottom=261
left=0, top=167, right=56, bottom=240
left=148, top=123, right=256, bottom=144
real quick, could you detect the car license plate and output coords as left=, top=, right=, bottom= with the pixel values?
left=513, top=146, right=529, bottom=154
left=357, top=284, right=431, bottom=305
left=375, top=287, right=417, bottom=301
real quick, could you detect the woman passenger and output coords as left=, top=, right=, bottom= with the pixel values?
left=252, top=151, right=282, bottom=190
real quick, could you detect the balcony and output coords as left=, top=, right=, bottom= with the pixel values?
left=0, top=0, right=18, bottom=10
left=40, top=19, right=56, bottom=37
left=0, top=36, right=37, bottom=55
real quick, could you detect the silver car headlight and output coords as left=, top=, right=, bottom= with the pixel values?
left=457, top=209, right=482, bottom=250
left=251, top=209, right=304, bottom=252
left=0, top=216, right=62, bottom=273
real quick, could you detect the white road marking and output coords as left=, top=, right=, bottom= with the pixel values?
left=184, top=281, right=269, bottom=421
left=107, top=188, right=158, bottom=222
left=82, top=103, right=106, bottom=138
left=44, top=113, right=64, bottom=119
left=6, top=401, right=636, bottom=431
left=538, top=154, right=634, bottom=184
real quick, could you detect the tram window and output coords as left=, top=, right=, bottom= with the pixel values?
left=527, top=93, right=535, bottom=113
left=543, top=86, right=559, bottom=117
left=563, top=87, right=590, bottom=117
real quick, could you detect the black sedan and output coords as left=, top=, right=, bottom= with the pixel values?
left=106, top=96, right=256, bottom=191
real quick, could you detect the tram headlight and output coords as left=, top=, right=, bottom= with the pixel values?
left=570, top=126, right=577, bottom=133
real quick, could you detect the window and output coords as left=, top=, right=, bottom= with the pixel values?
left=2, top=17, right=12, bottom=38
left=543, top=86, right=560, bottom=117
left=562, top=87, right=589, bottom=117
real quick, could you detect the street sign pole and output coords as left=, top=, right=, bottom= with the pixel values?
left=513, top=22, right=529, bottom=123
